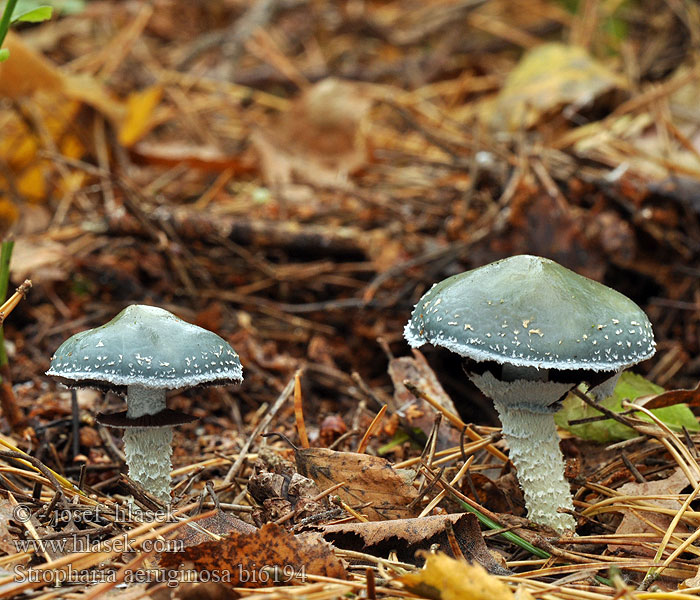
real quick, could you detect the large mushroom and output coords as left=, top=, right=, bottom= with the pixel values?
left=47, top=304, right=243, bottom=503
left=404, top=255, right=655, bottom=532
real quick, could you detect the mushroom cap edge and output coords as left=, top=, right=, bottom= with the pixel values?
left=404, top=255, right=656, bottom=373
left=46, top=304, right=244, bottom=391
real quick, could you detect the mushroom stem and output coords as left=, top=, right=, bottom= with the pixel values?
left=123, top=385, right=173, bottom=503
left=469, top=371, right=576, bottom=533
left=493, top=400, right=576, bottom=533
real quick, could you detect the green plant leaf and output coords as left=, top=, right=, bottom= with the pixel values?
left=0, top=48, right=9, bottom=61
left=11, top=5, right=51, bottom=22
left=1, top=0, right=84, bottom=16
left=554, top=372, right=700, bottom=443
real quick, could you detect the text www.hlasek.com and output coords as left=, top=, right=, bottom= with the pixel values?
left=13, top=534, right=182, bottom=554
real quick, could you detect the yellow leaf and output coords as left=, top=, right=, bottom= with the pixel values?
left=489, top=43, right=626, bottom=131
left=2, top=129, right=38, bottom=167
left=0, top=199, right=20, bottom=239
left=60, top=133, right=84, bottom=160
left=399, top=553, right=514, bottom=600
left=118, top=85, right=163, bottom=147
left=16, top=164, right=46, bottom=201
left=42, top=99, right=81, bottom=139
left=57, top=171, right=85, bottom=196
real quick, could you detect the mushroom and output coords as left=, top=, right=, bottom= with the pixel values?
left=47, top=304, right=243, bottom=503
left=404, top=255, right=655, bottom=532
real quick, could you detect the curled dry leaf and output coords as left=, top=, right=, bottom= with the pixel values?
left=295, top=447, right=419, bottom=520
left=160, top=522, right=346, bottom=587
left=249, top=470, right=325, bottom=525
left=388, top=349, right=461, bottom=450
left=639, top=383, right=700, bottom=410
left=319, top=414, right=348, bottom=446
left=317, top=512, right=510, bottom=574
left=130, top=141, right=255, bottom=173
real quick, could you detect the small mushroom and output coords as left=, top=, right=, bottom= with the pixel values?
left=404, top=255, right=655, bottom=532
left=47, top=305, right=243, bottom=503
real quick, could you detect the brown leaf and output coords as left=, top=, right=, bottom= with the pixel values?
left=318, top=512, right=509, bottom=574
left=160, top=522, right=346, bottom=587
left=130, top=141, right=254, bottom=173
left=11, top=238, right=70, bottom=284
left=640, top=384, right=700, bottom=409
left=250, top=78, right=372, bottom=188
left=319, top=414, right=348, bottom=447
left=171, top=510, right=256, bottom=548
left=0, top=32, right=64, bottom=98
left=0, top=498, right=18, bottom=554
left=0, top=34, right=123, bottom=119
left=469, top=472, right=523, bottom=517
left=388, top=350, right=461, bottom=450
left=295, top=447, right=419, bottom=520
left=611, top=468, right=692, bottom=556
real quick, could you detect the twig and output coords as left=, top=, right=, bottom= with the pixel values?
left=293, top=368, right=309, bottom=448
left=223, top=376, right=295, bottom=484
left=0, top=450, right=70, bottom=506
left=356, top=404, right=387, bottom=454
left=403, top=379, right=509, bottom=463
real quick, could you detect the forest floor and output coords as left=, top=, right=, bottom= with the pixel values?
left=1, top=0, right=700, bottom=598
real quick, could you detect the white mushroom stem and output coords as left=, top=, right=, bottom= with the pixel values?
left=469, top=371, right=577, bottom=533
left=123, top=384, right=173, bottom=503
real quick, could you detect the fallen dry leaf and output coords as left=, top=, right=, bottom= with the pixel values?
left=682, top=565, right=700, bottom=589
left=470, top=472, right=524, bottom=517
left=118, top=85, right=165, bottom=147
left=171, top=509, right=256, bottom=548
left=131, top=141, right=254, bottom=173
left=160, top=522, right=346, bottom=587
left=0, top=33, right=123, bottom=120
left=295, top=447, right=419, bottom=520
left=399, top=552, right=520, bottom=600
left=389, top=349, right=461, bottom=450
left=0, top=31, right=64, bottom=98
left=611, top=468, right=692, bottom=556
left=318, top=512, right=509, bottom=573
left=10, top=238, right=70, bottom=284
left=487, top=43, right=626, bottom=131
left=250, top=77, right=373, bottom=188
left=640, top=384, right=700, bottom=410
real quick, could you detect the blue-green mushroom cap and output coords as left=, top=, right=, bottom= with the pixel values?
left=47, top=305, right=243, bottom=391
left=404, top=255, right=655, bottom=372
